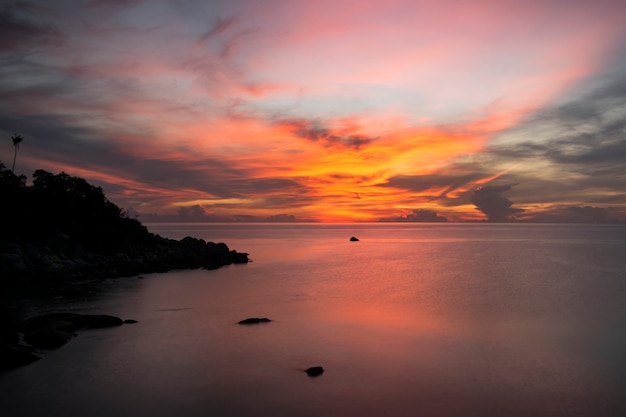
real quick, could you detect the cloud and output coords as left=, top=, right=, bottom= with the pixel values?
left=197, top=17, right=236, bottom=45
left=266, top=214, right=296, bottom=222
left=176, top=204, right=210, bottom=221
left=281, top=118, right=376, bottom=150
left=473, top=50, right=626, bottom=219
left=139, top=205, right=299, bottom=223
left=500, top=72, right=626, bottom=172
left=0, top=5, right=63, bottom=52
left=2, top=0, right=626, bottom=222
left=525, top=205, right=623, bottom=223
left=379, top=209, right=447, bottom=223
left=470, top=184, right=524, bottom=222
left=381, top=173, right=483, bottom=198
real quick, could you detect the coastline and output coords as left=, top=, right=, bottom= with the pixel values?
left=1, top=233, right=249, bottom=287
left=1, top=233, right=249, bottom=371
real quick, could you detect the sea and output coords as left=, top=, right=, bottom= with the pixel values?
left=1, top=223, right=626, bottom=417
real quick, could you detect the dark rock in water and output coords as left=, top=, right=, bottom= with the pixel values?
left=305, top=366, right=324, bottom=377
left=19, top=313, right=124, bottom=349
left=1, top=311, right=129, bottom=369
left=123, top=319, right=138, bottom=324
left=238, top=317, right=272, bottom=325
left=349, top=236, right=359, bottom=241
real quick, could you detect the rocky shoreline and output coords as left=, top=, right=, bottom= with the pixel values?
left=0, top=235, right=250, bottom=371
left=0, top=233, right=249, bottom=285
left=1, top=168, right=252, bottom=371
left=0, top=310, right=137, bottom=371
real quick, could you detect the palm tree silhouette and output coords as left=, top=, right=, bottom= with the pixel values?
left=11, top=134, right=24, bottom=173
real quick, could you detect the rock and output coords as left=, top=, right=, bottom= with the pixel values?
left=18, top=312, right=125, bottom=350
left=231, top=250, right=250, bottom=264
left=349, top=236, right=359, bottom=241
left=238, top=317, right=272, bottom=325
left=0, top=252, right=28, bottom=273
left=0, top=311, right=129, bottom=369
left=49, top=232, right=71, bottom=255
left=123, top=319, right=138, bottom=324
left=305, top=366, right=324, bottom=377
left=0, top=233, right=249, bottom=284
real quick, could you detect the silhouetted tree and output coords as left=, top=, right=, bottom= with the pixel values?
left=0, top=161, right=26, bottom=189
left=0, top=162, right=29, bottom=240
left=29, top=169, right=149, bottom=252
left=10, top=134, right=24, bottom=173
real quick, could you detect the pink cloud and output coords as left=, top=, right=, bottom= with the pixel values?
left=3, top=0, right=626, bottom=222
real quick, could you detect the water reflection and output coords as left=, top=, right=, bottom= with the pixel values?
left=2, top=224, right=626, bottom=417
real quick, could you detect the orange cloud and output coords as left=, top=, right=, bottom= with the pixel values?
left=5, top=0, right=626, bottom=222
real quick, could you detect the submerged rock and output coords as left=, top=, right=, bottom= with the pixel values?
left=1, top=311, right=132, bottom=370
left=238, top=317, right=272, bottom=325
left=305, top=366, right=324, bottom=377
left=19, top=313, right=124, bottom=349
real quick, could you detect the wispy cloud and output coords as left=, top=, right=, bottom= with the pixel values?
left=1, top=0, right=626, bottom=222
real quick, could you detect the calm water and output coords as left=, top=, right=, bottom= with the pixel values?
left=2, top=223, right=626, bottom=416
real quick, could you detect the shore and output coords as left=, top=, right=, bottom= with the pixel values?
left=0, top=233, right=249, bottom=286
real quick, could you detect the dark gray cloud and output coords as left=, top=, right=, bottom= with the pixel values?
left=381, top=173, right=484, bottom=198
left=282, top=118, right=376, bottom=150
left=139, top=206, right=299, bottom=223
left=470, top=184, right=524, bottom=222
left=0, top=111, right=257, bottom=204
left=475, top=51, right=626, bottom=220
left=379, top=209, right=448, bottom=222
left=492, top=49, right=626, bottom=175
left=528, top=205, right=623, bottom=223
left=197, top=17, right=235, bottom=44
left=224, top=177, right=316, bottom=209
left=0, top=5, right=63, bottom=52
left=2, top=1, right=625, bottom=223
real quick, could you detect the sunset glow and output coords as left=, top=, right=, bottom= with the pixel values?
left=2, top=0, right=625, bottom=222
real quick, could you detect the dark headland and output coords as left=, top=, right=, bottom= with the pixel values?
left=0, top=166, right=249, bottom=285
left=0, top=165, right=249, bottom=370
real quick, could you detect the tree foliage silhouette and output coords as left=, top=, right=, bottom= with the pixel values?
left=1, top=164, right=148, bottom=253
left=10, top=134, right=24, bottom=173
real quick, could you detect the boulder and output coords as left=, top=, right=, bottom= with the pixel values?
left=0, top=253, right=28, bottom=273
left=238, top=317, right=272, bottom=325
left=231, top=250, right=250, bottom=264
left=305, top=366, right=324, bottom=377
left=18, top=313, right=124, bottom=349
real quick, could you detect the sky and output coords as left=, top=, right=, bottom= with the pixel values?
left=1, top=0, right=626, bottom=223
